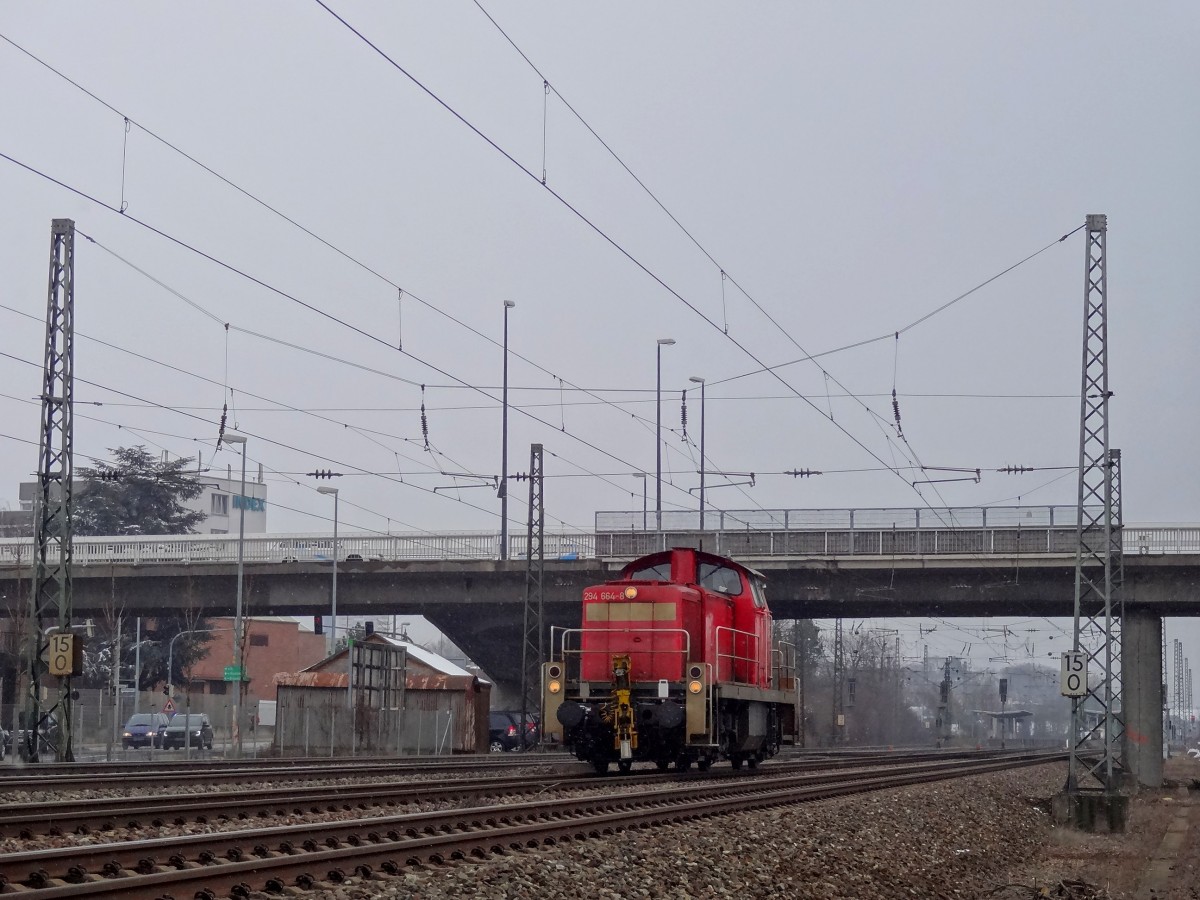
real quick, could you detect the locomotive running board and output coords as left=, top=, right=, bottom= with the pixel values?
left=713, top=684, right=800, bottom=705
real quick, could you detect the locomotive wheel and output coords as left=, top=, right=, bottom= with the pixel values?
left=696, top=757, right=711, bottom=772
left=618, top=760, right=633, bottom=774
left=674, top=757, right=692, bottom=773
left=592, top=759, right=610, bottom=776
left=747, top=755, right=760, bottom=770
left=656, top=759, right=671, bottom=772
left=730, top=755, right=744, bottom=771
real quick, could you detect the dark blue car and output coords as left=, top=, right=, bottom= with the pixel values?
left=123, top=713, right=169, bottom=749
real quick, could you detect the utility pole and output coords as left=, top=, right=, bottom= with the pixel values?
left=796, top=619, right=806, bottom=748
left=832, top=618, right=844, bottom=745
left=1067, top=213, right=1125, bottom=798
left=938, top=658, right=952, bottom=747
left=25, top=218, right=78, bottom=762
left=519, top=444, right=544, bottom=749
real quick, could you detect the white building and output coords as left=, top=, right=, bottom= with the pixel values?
left=183, top=463, right=269, bottom=534
left=17, top=462, right=268, bottom=535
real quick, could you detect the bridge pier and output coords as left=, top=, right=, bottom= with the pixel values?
left=1121, top=609, right=1163, bottom=788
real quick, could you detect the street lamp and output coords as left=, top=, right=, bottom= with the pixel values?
left=689, top=376, right=706, bottom=531
left=500, top=300, right=516, bottom=561
left=317, top=486, right=339, bottom=653
left=655, top=338, right=675, bottom=531
left=632, top=473, right=647, bottom=531
left=167, top=626, right=232, bottom=759
left=220, top=432, right=247, bottom=758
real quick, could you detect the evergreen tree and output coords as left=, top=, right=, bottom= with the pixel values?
left=74, top=445, right=206, bottom=536
left=72, top=446, right=210, bottom=690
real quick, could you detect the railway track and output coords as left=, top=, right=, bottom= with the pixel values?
left=0, top=752, right=574, bottom=792
left=0, top=746, right=997, bottom=793
left=0, top=750, right=1064, bottom=898
left=0, top=749, right=1009, bottom=839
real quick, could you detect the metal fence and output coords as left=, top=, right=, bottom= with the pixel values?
left=273, top=687, right=476, bottom=757
left=1, top=689, right=255, bottom=763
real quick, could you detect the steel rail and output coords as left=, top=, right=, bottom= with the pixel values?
left=0, top=749, right=994, bottom=838
left=0, top=754, right=571, bottom=791
left=0, top=752, right=1064, bottom=897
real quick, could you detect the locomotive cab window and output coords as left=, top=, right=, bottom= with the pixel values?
left=698, top=563, right=742, bottom=595
left=627, top=562, right=671, bottom=582
left=750, top=577, right=768, bottom=609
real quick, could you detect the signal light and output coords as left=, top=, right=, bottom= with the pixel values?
left=548, top=664, right=562, bottom=679
left=548, top=680, right=562, bottom=694
left=688, top=680, right=703, bottom=694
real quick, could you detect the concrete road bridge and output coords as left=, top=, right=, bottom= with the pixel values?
left=1, top=504, right=1197, bottom=673
left=1, top=504, right=1197, bottom=786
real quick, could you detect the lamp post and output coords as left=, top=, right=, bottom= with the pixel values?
left=317, top=486, right=339, bottom=653
left=689, top=376, right=706, bottom=531
left=167, top=628, right=232, bottom=702
left=632, top=473, right=647, bottom=531
left=655, top=338, right=675, bottom=531
left=500, top=300, right=516, bottom=561
left=220, top=433, right=247, bottom=758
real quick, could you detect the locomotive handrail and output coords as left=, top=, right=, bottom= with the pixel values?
left=714, top=625, right=763, bottom=686
left=555, top=627, right=692, bottom=682
left=772, top=640, right=798, bottom=691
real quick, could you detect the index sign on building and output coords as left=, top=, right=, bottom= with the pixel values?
left=1060, top=650, right=1088, bottom=697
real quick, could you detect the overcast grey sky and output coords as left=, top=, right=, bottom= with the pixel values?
left=1, top=4, right=1197, bottom=676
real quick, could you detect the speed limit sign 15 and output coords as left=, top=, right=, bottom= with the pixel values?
left=1060, top=650, right=1088, bottom=697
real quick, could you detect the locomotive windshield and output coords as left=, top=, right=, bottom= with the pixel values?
left=698, top=562, right=742, bottom=595
left=627, top=561, right=671, bottom=581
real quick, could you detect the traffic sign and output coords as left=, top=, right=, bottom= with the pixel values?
left=163, top=697, right=176, bottom=714
left=223, top=665, right=245, bottom=682
left=1060, top=650, right=1088, bottom=697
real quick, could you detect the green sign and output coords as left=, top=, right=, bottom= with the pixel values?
left=223, top=665, right=244, bottom=682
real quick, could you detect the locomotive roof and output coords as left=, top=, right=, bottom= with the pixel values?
left=619, top=547, right=766, bottom=582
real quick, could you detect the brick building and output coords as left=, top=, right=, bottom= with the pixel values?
left=184, top=617, right=327, bottom=709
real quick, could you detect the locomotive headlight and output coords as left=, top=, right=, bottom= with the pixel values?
left=623, top=587, right=638, bottom=600
left=548, top=679, right=562, bottom=694
left=688, top=679, right=703, bottom=694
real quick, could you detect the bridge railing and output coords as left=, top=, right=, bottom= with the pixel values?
left=0, top=518, right=1197, bottom=566
left=0, top=531, right=597, bottom=566
left=596, top=505, right=1090, bottom=532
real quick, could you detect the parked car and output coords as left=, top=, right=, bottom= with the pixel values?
left=122, top=713, right=170, bottom=749
left=488, top=710, right=539, bottom=752
left=160, top=714, right=214, bottom=750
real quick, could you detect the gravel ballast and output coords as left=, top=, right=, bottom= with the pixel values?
left=294, top=762, right=1070, bottom=900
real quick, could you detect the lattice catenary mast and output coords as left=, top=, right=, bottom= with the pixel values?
left=519, top=444, right=545, bottom=748
left=1067, top=213, right=1125, bottom=792
left=24, top=218, right=78, bottom=762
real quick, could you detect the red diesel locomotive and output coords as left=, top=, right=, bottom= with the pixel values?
left=542, top=547, right=800, bottom=774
